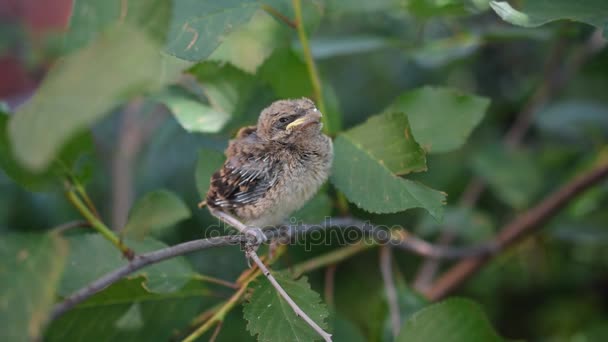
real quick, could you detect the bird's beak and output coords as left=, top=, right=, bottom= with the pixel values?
left=286, top=110, right=322, bottom=131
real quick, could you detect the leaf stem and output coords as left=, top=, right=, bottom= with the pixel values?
left=183, top=269, right=262, bottom=342
left=262, top=4, right=297, bottom=29
left=65, top=188, right=133, bottom=259
left=292, top=0, right=332, bottom=134
left=291, top=241, right=376, bottom=278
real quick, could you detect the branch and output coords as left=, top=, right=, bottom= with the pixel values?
left=413, top=28, right=607, bottom=291
left=247, top=249, right=332, bottom=342
left=49, top=218, right=499, bottom=322
left=425, top=161, right=608, bottom=301
left=380, top=246, right=400, bottom=339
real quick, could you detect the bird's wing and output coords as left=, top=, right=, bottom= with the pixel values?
left=206, top=136, right=275, bottom=210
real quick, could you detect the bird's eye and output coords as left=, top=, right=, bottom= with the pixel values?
left=278, top=117, right=290, bottom=123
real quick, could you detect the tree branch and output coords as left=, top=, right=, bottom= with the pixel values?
left=425, top=160, right=608, bottom=300
left=49, top=218, right=499, bottom=322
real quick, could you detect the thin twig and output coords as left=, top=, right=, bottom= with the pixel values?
left=291, top=241, right=375, bottom=278
left=413, top=29, right=607, bottom=291
left=65, top=187, right=133, bottom=259
left=261, top=4, right=297, bottom=29
left=208, top=321, right=223, bottom=342
left=247, top=249, right=333, bottom=342
left=380, top=246, right=400, bottom=339
left=182, top=269, right=261, bottom=342
left=324, top=265, right=337, bottom=309
left=425, top=161, right=608, bottom=300
left=193, top=274, right=239, bottom=289
left=53, top=220, right=91, bottom=234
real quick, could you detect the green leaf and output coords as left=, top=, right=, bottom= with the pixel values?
left=209, top=10, right=289, bottom=73
left=65, top=0, right=171, bottom=51
left=123, top=190, right=191, bottom=239
left=471, top=145, right=543, bottom=209
left=59, top=234, right=195, bottom=295
left=397, top=298, right=507, bottom=342
left=331, top=131, right=445, bottom=220
left=489, top=0, right=608, bottom=30
left=46, top=277, right=212, bottom=341
left=195, top=148, right=226, bottom=199
left=344, top=111, right=427, bottom=175
left=385, top=86, right=490, bottom=154
left=165, top=0, right=259, bottom=61
left=155, top=86, right=230, bottom=133
left=243, top=272, right=330, bottom=342
left=0, top=233, right=68, bottom=342
left=0, top=113, right=93, bottom=191
left=8, top=25, right=178, bottom=171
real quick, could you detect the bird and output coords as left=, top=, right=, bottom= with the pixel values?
left=203, top=98, right=333, bottom=242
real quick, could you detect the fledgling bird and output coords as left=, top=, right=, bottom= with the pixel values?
left=204, top=98, right=333, bottom=240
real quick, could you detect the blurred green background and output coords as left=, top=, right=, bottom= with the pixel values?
left=1, top=0, right=608, bottom=341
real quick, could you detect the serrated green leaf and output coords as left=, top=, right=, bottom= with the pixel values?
left=0, top=113, right=93, bottom=191
left=8, top=25, right=178, bottom=171
left=123, top=190, right=191, bottom=240
left=243, top=272, right=330, bottom=342
left=489, top=0, right=608, bottom=30
left=155, top=86, right=230, bottom=133
left=46, top=277, right=212, bottom=341
left=397, top=298, right=506, bottom=342
left=0, top=233, right=68, bottom=342
left=385, top=86, right=490, bottom=154
left=209, top=10, right=289, bottom=73
left=331, top=135, right=445, bottom=220
left=195, top=148, right=226, bottom=199
left=165, top=0, right=259, bottom=61
left=471, top=145, right=542, bottom=209
left=59, top=234, right=195, bottom=295
left=344, top=111, right=427, bottom=175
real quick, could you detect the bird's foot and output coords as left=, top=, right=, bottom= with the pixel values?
left=245, top=226, right=268, bottom=246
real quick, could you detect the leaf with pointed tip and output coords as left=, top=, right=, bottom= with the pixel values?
left=385, top=86, right=490, bottom=154
left=330, top=111, right=445, bottom=220
left=243, top=272, right=330, bottom=342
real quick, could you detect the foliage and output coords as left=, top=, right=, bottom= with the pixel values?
left=1, top=0, right=608, bottom=341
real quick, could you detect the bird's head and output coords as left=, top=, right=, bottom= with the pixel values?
left=257, top=98, right=323, bottom=143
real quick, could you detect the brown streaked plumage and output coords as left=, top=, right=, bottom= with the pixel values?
left=206, top=98, right=333, bottom=230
